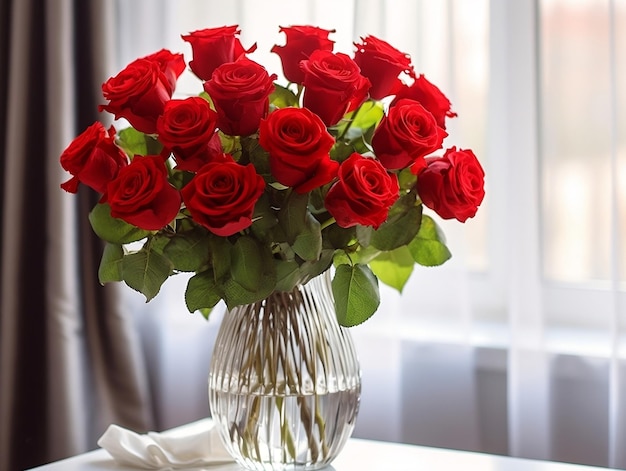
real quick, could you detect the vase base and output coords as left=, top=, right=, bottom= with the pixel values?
left=211, top=389, right=360, bottom=471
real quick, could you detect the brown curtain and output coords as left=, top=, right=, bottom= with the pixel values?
left=0, top=1, right=154, bottom=469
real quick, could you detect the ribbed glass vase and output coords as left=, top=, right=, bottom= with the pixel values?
left=208, top=271, right=361, bottom=471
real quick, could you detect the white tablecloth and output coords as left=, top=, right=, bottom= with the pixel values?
left=28, top=420, right=615, bottom=471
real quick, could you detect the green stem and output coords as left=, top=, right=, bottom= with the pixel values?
left=320, top=217, right=336, bottom=231
left=237, top=285, right=332, bottom=465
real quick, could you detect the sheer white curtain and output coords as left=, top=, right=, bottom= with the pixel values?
left=112, top=0, right=626, bottom=468
left=488, top=0, right=626, bottom=466
left=534, top=1, right=626, bottom=467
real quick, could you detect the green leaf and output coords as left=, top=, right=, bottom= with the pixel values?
left=333, top=246, right=380, bottom=267
left=230, top=236, right=264, bottom=292
left=208, top=236, right=232, bottom=281
left=98, top=243, right=124, bottom=284
left=298, top=248, right=334, bottom=280
left=274, top=260, right=301, bottom=292
left=333, top=250, right=353, bottom=267
left=199, top=91, right=215, bottom=109
left=149, top=233, right=171, bottom=254
left=332, top=264, right=380, bottom=327
left=355, top=225, right=373, bottom=248
left=121, top=249, right=172, bottom=301
left=351, top=245, right=381, bottom=265
left=333, top=100, right=384, bottom=142
left=219, top=133, right=240, bottom=156
left=398, top=167, right=417, bottom=191
left=408, top=214, right=452, bottom=267
left=117, top=127, right=163, bottom=157
left=222, top=239, right=276, bottom=309
left=269, top=84, right=299, bottom=109
left=370, top=205, right=423, bottom=251
left=369, top=246, right=415, bottom=292
left=292, top=213, right=322, bottom=261
left=163, top=228, right=210, bottom=272
left=329, top=140, right=356, bottom=163
left=323, top=223, right=356, bottom=250
left=222, top=274, right=276, bottom=310
left=88, top=203, right=150, bottom=244
left=185, top=270, right=222, bottom=313
left=250, top=193, right=278, bottom=239
left=350, top=135, right=373, bottom=155
left=242, top=136, right=271, bottom=175
left=168, top=169, right=195, bottom=190
left=272, top=241, right=296, bottom=262
left=275, top=192, right=321, bottom=261
left=351, top=100, right=385, bottom=130
left=277, top=191, right=309, bottom=242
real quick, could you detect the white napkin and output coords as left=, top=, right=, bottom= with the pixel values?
left=97, top=418, right=235, bottom=469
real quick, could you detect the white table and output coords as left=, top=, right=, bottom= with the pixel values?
left=28, top=421, right=614, bottom=471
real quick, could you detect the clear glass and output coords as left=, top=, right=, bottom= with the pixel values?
left=208, top=272, right=361, bottom=471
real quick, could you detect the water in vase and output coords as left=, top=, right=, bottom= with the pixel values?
left=210, top=387, right=360, bottom=471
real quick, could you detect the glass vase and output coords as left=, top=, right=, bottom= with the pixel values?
left=208, top=271, right=361, bottom=471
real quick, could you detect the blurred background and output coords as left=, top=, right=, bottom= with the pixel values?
left=1, top=0, right=625, bottom=469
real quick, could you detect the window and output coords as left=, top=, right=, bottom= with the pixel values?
left=115, top=0, right=626, bottom=350
left=539, top=0, right=626, bottom=345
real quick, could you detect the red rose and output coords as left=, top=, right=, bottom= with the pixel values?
left=149, top=49, right=187, bottom=92
left=271, top=25, right=335, bottom=84
left=203, top=58, right=277, bottom=136
left=182, top=25, right=257, bottom=81
left=300, top=50, right=371, bottom=126
left=325, top=153, right=399, bottom=229
left=372, top=98, right=447, bottom=170
left=416, top=147, right=485, bottom=222
left=100, top=49, right=185, bottom=134
left=107, top=155, right=181, bottom=230
left=353, top=35, right=414, bottom=100
left=60, top=122, right=128, bottom=194
left=259, top=107, right=338, bottom=193
left=156, top=97, right=220, bottom=172
left=181, top=157, right=265, bottom=237
left=393, top=74, right=457, bottom=130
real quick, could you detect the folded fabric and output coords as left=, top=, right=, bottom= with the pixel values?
left=97, top=418, right=235, bottom=469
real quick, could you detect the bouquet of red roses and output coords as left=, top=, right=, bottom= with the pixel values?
left=59, top=25, right=485, bottom=327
